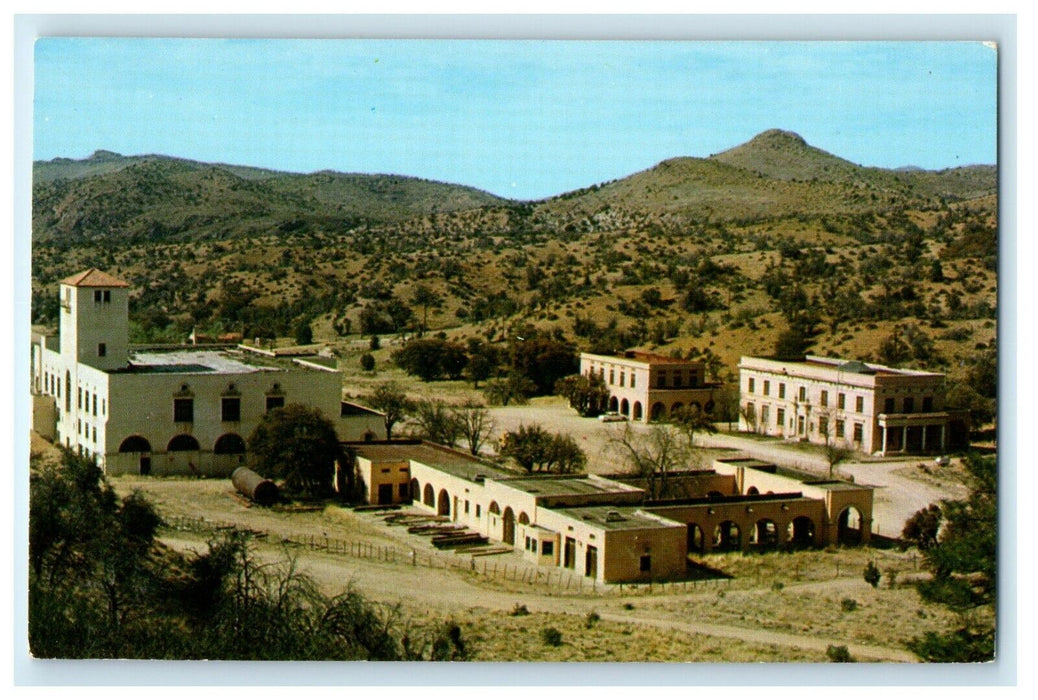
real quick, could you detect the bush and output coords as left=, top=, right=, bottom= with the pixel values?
left=826, top=644, right=853, bottom=662
left=585, top=611, right=601, bottom=629
left=771, top=581, right=784, bottom=592
left=359, top=353, right=375, bottom=372
left=863, top=561, right=881, bottom=588
left=841, top=598, right=858, bottom=612
left=622, top=602, right=635, bottom=611
left=540, top=627, right=563, bottom=647
left=510, top=603, right=529, bottom=617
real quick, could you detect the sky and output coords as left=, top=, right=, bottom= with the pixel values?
left=33, top=39, right=998, bottom=200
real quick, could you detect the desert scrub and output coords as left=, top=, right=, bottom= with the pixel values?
left=585, top=611, right=601, bottom=629
left=541, top=627, right=563, bottom=647
left=511, top=603, right=530, bottom=617
left=841, top=598, right=858, bottom=612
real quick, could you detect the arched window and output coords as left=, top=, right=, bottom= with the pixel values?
left=213, top=433, right=246, bottom=454
left=167, top=434, right=201, bottom=452
left=119, top=435, right=152, bottom=453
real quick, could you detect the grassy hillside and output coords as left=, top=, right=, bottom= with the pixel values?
left=30, top=130, right=998, bottom=406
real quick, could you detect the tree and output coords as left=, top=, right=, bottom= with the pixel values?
left=499, top=424, right=586, bottom=474
left=905, top=453, right=995, bottom=661
left=294, top=319, right=313, bottom=345
left=413, top=400, right=462, bottom=447
left=411, top=284, right=442, bottom=334
left=669, top=404, right=717, bottom=448
left=609, top=424, right=690, bottom=500
left=555, top=373, right=609, bottom=417
left=455, top=404, right=495, bottom=457
left=483, top=373, right=536, bottom=406
left=901, top=504, right=943, bottom=552
left=509, top=336, right=578, bottom=396
left=359, top=353, right=376, bottom=372
left=393, top=338, right=469, bottom=382
left=369, top=382, right=413, bottom=440
left=863, top=561, right=881, bottom=588
left=247, top=404, right=341, bottom=496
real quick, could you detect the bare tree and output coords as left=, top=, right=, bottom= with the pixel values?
left=608, top=424, right=690, bottom=500
left=669, top=404, right=717, bottom=448
left=455, top=404, right=495, bottom=457
left=818, top=409, right=854, bottom=478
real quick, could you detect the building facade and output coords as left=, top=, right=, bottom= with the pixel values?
left=738, top=355, right=968, bottom=455
left=30, top=269, right=381, bottom=476
left=350, top=441, right=873, bottom=583
left=579, top=350, right=717, bottom=422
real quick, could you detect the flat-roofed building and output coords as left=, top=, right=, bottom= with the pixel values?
left=346, top=441, right=873, bottom=583
left=30, top=269, right=368, bottom=476
left=579, top=350, right=718, bottom=422
left=738, top=355, right=969, bottom=455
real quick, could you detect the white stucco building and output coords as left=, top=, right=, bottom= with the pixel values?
left=738, top=355, right=969, bottom=455
left=31, top=269, right=382, bottom=476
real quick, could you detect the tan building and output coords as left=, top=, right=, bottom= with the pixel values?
left=738, top=355, right=968, bottom=455
left=349, top=441, right=873, bottom=583
left=579, top=350, right=717, bottom=422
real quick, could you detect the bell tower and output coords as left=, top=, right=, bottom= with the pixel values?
left=59, top=269, right=130, bottom=371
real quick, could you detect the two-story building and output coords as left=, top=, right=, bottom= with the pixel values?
left=579, top=350, right=718, bottom=422
left=738, top=355, right=969, bottom=455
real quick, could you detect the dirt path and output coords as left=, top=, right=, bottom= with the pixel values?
left=159, top=531, right=917, bottom=663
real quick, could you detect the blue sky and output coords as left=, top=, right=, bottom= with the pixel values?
left=33, top=39, right=997, bottom=200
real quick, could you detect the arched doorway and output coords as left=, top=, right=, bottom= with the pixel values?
left=746, top=486, right=760, bottom=495
left=410, top=479, right=420, bottom=502
left=119, top=435, right=152, bottom=475
left=437, top=489, right=451, bottom=517
left=620, top=399, right=630, bottom=417
left=686, top=523, right=705, bottom=554
left=651, top=402, right=665, bottom=421
left=788, top=516, right=816, bottom=548
left=713, top=521, right=741, bottom=551
left=632, top=402, right=643, bottom=421
left=518, top=512, right=530, bottom=525
left=752, top=519, right=779, bottom=549
left=671, top=402, right=684, bottom=416
left=838, top=506, right=864, bottom=545
left=608, top=396, right=619, bottom=413
left=502, top=507, right=516, bottom=545
left=423, top=483, right=435, bottom=507
left=166, top=434, right=201, bottom=476
left=489, top=501, right=500, bottom=515
left=213, top=433, right=246, bottom=474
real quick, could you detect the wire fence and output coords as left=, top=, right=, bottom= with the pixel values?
left=162, top=515, right=920, bottom=599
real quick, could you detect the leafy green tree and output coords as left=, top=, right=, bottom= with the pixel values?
left=509, top=336, right=578, bottom=396
left=901, top=504, right=943, bottom=552
left=360, top=353, right=376, bottom=372
left=482, top=373, right=536, bottom=406
left=555, top=373, right=609, bottom=417
left=369, top=382, right=414, bottom=440
left=500, top=424, right=586, bottom=473
left=248, top=404, right=341, bottom=496
left=392, top=338, right=469, bottom=382
left=294, top=319, right=314, bottom=345
left=411, top=284, right=443, bottom=334
left=669, top=404, right=717, bottom=448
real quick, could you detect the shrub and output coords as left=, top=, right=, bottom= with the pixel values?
left=540, top=627, right=563, bottom=647
left=359, top=353, right=375, bottom=372
left=622, top=602, right=634, bottom=610
left=510, top=603, right=529, bottom=617
left=841, top=598, right=858, bottom=612
left=863, top=561, right=881, bottom=588
left=771, top=581, right=784, bottom=592
left=826, top=645, right=853, bottom=662
left=585, top=611, right=601, bottom=629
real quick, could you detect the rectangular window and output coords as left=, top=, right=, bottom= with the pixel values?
left=657, top=372, right=666, bottom=388
left=838, top=393, right=846, bottom=409
left=922, top=396, right=933, bottom=411
left=672, top=372, right=682, bottom=388
left=761, top=405, right=770, bottom=427
left=173, top=398, right=194, bottom=423
left=92, top=426, right=97, bottom=443
left=689, top=370, right=698, bottom=386
left=855, top=396, right=864, bottom=413
left=475, top=504, right=481, bottom=518
left=763, top=380, right=770, bottom=396
left=777, top=408, right=785, bottom=429
left=266, top=396, right=285, bottom=412
left=798, top=386, right=807, bottom=402
left=94, top=290, right=103, bottom=303
left=639, top=555, right=651, bottom=572
left=884, top=397, right=895, bottom=413
left=619, top=371, right=625, bottom=387
left=818, top=416, right=828, bottom=436
left=92, top=394, right=97, bottom=416
left=398, top=484, right=408, bottom=499
left=904, top=397, right=914, bottom=413
left=820, top=390, right=828, bottom=407
left=779, top=383, right=786, bottom=399
left=98, top=343, right=106, bottom=357
left=853, top=423, right=864, bottom=443
left=630, top=374, right=636, bottom=389
left=78, top=388, right=82, bottom=410
left=836, top=420, right=845, bottom=438
left=103, top=290, right=110, bottom=303
left=748, top=377, right=755, bottom=393
left=609, top=369, right=615, bottom=385
left=542, top=541, right=554, bottom=556
left=464, top=500, right=470, bottom=514
left=222, top=397, right=241, bottom=422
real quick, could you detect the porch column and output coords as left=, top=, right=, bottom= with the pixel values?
left=922, top=424, right=928, bottom=452
left=881, top=425, right=887, bottom=454
left=901, top=425, right=908, bottom=453
left=940, top=424, right=946, bottom=451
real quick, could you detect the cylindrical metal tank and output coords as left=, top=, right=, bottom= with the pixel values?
left=231, top=467, right=279, bottom=506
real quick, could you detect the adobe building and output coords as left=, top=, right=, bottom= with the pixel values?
left=349, top=441, right=873, bottom=584
left=30, top=269, right=384, bottom=476
left=579, top=350, right=718, bottom=422
left=738, top=355, right=969, bottom=455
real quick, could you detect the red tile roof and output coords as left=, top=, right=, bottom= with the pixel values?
left=60, top=269, right=130, bottom=288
